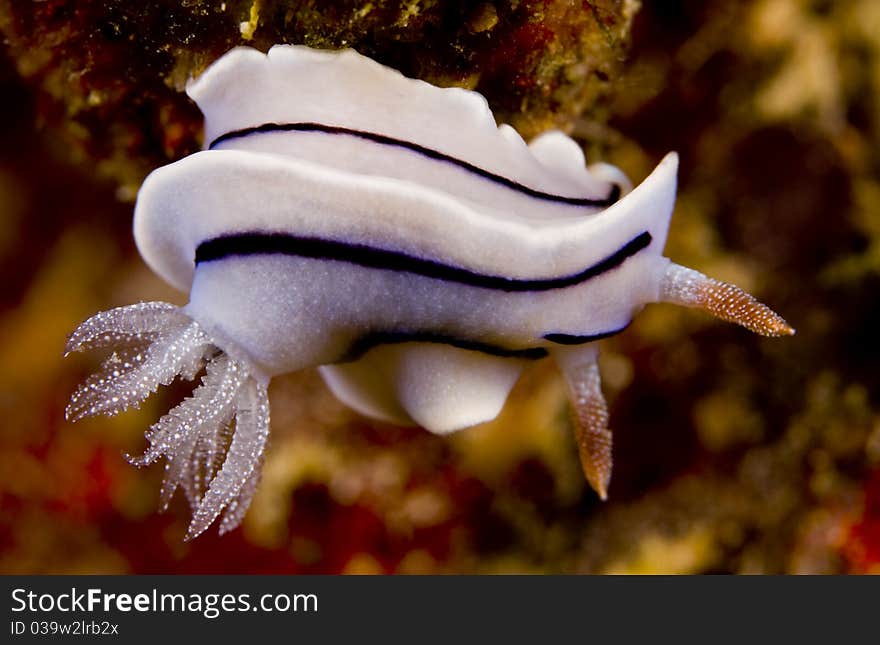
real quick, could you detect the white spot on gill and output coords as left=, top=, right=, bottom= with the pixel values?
left=66, top=301, right=272, bottom=538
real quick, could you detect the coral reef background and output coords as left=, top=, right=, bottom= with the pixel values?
left=1, top=0, right=878, bottom=574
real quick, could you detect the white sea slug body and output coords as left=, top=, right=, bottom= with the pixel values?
left=65, top=45, right=793, bottom=539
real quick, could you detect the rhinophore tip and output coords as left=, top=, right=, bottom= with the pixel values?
left=571, top=387, right=612, bottom=502
left=555, top=348, right=612, bottom=501
left=659, top=264, right=795, bottom=337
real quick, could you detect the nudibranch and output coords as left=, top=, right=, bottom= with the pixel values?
left=66, top=45, right=793, bottom=539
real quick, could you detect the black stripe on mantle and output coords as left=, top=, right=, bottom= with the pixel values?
left=543, top=324, right=629, bottom=345
left=195, top=231, right=653, bottom=293
left=337, top=324, right=631, bottom=363
left=209, top=122, right=622, bottom=208
left=339, top=331, right=548, bottom=362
